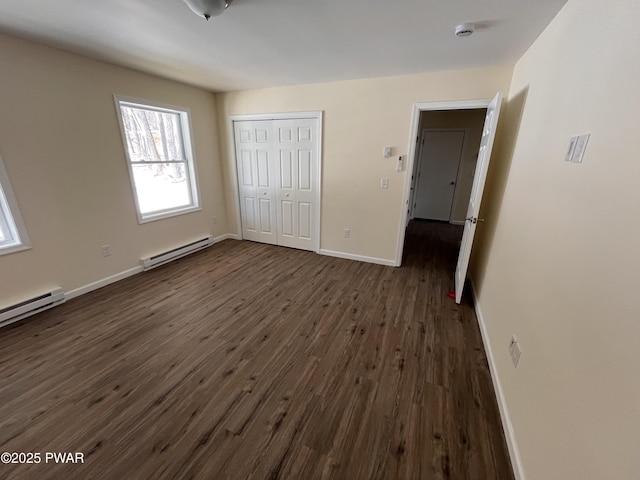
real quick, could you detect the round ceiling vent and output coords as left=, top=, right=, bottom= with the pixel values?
left=455, top=23, right=476, bottom=37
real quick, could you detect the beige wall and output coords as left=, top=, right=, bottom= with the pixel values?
left=471, top=0, right=640, bottom=478
left=0, top=33, right=228, bottom=306
left=417, top=109, right=486, bottom=223
left=2, top=0, right=636, bottom=476
left=217, top=67, right=512, bottom=262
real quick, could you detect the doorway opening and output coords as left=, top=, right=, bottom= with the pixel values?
left=396, top=95, right=503, bottom=303
left=409, top=109, right=487, bottom=225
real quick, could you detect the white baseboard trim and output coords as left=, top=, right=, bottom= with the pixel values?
left=213, top=233, right=241, bottom=242
left=66, top=266, right=144, bottom=301
left=66, top=235, right=239, bottom=301
left=319, top=249, right=396, bottom=267
left=471, top=281, right=526, bottom=480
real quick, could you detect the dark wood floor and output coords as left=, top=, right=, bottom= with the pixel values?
left=0, top=220, right=513, bottom=480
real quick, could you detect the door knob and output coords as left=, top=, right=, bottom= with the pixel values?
left=262, top=192, right=267, bottom=195
left=285, top=193, right=290, bottom=197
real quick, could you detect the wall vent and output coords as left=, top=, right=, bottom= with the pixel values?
left=0, top=288, right=66, bottom=329
left=141, top=236, right=213, bottom=271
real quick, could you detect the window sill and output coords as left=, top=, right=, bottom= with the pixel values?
left=0, top=243, right=31, bottom=256
left=137, top=206, right=202, bottom=224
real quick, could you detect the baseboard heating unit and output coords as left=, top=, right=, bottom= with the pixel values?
left=0, top=288, right=66, bottom=329
left=141, top=236, right=214, bottom=271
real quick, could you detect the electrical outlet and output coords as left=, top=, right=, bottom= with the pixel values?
left=101, top=245, right=111, bottom=257
left=343, top=228, right=350, bottom=239
left=509, top=335, right=521, bottom=367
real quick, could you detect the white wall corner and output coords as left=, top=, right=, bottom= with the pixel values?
left=213, top=233, right=241, bottom=243
left=471, top=280, right=526, bottom=480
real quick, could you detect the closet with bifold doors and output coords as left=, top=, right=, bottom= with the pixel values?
left=233, top=115, right=321, bottom=252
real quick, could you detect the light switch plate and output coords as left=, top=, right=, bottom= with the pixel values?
left=381, top=178, right=389, bottom=189
left=565, top=136, right=578, bottom=162
left=572, top=133, right=590, bottom=163
left=383, top=147, right=392, bottom=158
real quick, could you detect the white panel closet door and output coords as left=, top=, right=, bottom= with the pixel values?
left=235, top=117, right=320, bottom=252
left=274, top=118, right=318, bottom=251
left=234, top=121, right=277, bottom=245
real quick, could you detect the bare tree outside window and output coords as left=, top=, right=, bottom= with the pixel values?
left=116, top=98, right=200, bottom=222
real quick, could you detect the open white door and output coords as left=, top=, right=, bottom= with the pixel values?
left=454, top=92, right=502, bottom=304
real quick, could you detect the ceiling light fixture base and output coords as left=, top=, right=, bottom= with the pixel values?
left=183, top=0, right=233, bottom=20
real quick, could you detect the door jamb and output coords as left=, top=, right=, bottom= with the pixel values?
left=395, top=100, right=491, bottom=266
left=228, top=111, right=324, bottom=253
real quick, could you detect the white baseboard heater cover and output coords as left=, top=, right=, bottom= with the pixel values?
left=142, top=236, right=213, bottom=271
left=0, top=288, right=66, bottom=329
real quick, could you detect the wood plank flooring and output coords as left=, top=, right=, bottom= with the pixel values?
left=0, top=220, right=514, bottom=479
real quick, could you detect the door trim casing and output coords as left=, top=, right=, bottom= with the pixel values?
left=395, top=100, right=492, bottom=266
left=229, top=111, right=323, bottom=253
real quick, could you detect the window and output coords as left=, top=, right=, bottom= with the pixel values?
left=0, top=155, right=30, bottom=255
left=115, top=97, right=201, bottom=223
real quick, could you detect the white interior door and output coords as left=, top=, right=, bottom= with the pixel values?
left=454, top=92, right=503, bottom=304
left=413, top=130, right=465, bottom=221
left=234, top=121, right=277, bottom=245
left=274, top=119, right=318, bottom=251
left=234, top=116, right=320, bottom=252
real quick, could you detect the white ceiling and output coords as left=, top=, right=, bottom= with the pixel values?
left=0, top=0, right=567, bottom=92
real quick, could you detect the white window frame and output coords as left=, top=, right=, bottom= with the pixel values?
left=114, top=96, right=202, bottom=224
left=0, top=154, right=31, bottom=255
